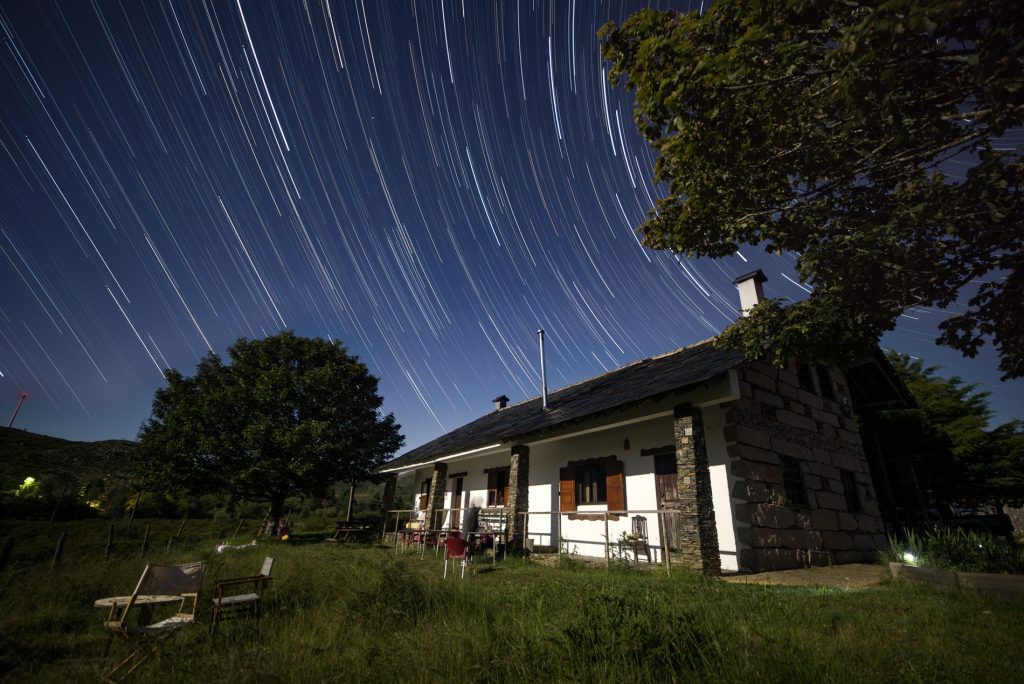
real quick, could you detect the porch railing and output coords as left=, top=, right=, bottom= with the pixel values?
left=383, top=507, right=685, bottom=572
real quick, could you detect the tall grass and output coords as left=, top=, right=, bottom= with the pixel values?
left=884, top=527, right=1024, bottom=574
left=2, top=519, right=1023, bottom=682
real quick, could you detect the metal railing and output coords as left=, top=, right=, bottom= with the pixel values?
left=383, top=507, right=685, bottom=572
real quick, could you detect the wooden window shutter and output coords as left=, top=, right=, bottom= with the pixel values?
left=559, top=467, right=576, bottom=512
left=605, top=459, right=625, bottom=512
left=419, top=479, right=430, bottom=510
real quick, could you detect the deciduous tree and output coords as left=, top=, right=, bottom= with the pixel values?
left=137, top=332, right=403, bottom=532
left=600, top=1, right=1023, bottom=377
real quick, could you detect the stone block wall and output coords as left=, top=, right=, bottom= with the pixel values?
left=724, top=359, right=886, bottom=570
left=425, top=463, right=448, bottom=530
left=507, top=445, right=529, bottom=547
left=674, top=404, right=721, bottom=575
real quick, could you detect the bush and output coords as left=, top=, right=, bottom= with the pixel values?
left=887, top=528, right=1024, bottom=574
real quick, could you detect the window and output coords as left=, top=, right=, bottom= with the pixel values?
left=815, top=364, right=836, bottom=400
left=575, top=462, right=607, bottom=504
left=418, top=478, right=430, bottom=510
left=796, top=362, right=816, bottom=394
left=486, top=467, right=509, bottom=507
left=841, top=469, right=861, bottom=513
left=559, top=457, right=625, bottom=515
left=780, top=456, right=808, bottom=507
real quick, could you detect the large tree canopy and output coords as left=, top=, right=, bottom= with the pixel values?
left=600, top=1, right=1023, bottom=377
left=137, top=332, right=403, bottom=527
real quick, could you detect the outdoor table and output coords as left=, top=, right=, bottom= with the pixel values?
left=328, top=526, right=373, bottom=543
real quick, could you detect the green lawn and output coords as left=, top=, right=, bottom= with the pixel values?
left=1, top=519, right=1022, bottom=682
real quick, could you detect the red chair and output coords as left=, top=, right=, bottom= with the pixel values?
left=443, top=532, right=470, bottom=579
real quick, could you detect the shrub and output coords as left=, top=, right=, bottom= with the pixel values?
left=887, top=528, right=1024, bottom=574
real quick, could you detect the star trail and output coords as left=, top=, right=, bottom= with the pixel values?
left=1, top=1, right=1020, bottom=450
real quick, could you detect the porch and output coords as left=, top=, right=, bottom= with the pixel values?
left=383, top=506, right=700, bottom=573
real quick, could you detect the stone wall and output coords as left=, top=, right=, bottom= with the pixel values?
left=674, top=404, right=721, bottom=575
left=507, top=445, right=529, bottom=547
left=425, top=463, right=448, bottom=530
left=724, top=359, right=886, bottom=570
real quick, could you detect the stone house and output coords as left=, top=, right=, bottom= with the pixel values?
left=378, top=272, right=910, bottom=574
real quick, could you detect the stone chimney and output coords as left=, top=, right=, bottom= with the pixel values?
left=732, top=269, right=767, bottom=316
left=492, top=394, right=510, bottom=411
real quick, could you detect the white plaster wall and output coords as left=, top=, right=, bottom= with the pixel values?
left=703, top=404, right=741, bottom=572
left=408, top=452, right=514, bottom=528
left=397, top=389, right=744, bottom=566
left=525, top=413, right=674, bottom=559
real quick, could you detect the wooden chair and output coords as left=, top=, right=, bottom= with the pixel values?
left=103, top=561, right=206, bottom=681
left=627, top=515, right=652, bottom=564
left=210, top=556, right=274, bottom=634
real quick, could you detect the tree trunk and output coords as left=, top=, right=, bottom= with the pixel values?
left=262, top=495, right=286, bottom=536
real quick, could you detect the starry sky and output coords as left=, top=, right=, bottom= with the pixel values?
left=1, top=0, right=1020, bottom=453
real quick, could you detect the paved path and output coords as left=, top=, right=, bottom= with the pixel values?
left=720, top=563, right=888, bottom=589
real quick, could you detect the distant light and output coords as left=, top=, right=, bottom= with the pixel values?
left=902, top=551, right=917, bottom=565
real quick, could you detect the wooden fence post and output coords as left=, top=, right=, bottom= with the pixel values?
left=126, top=491, right=142, bottom=532
left=167, top=516, right=187, bottom=551
left=139, top=524, right=150, bottom=557
left=104, top=525, right=114, bottom=559
left=604, top=512, right=610, bottom=568
left=51, top=530, right=67, bottom=569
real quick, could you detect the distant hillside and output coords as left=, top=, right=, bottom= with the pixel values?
left=0, top=427, right=136, bottom=491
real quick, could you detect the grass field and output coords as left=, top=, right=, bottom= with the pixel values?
left=2, top=518, right=1023, bottom=683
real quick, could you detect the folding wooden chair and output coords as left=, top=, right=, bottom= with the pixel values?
left=628, top=515, right=652, bottom=564
left=210, top=556, right=274, bottom=634
left=103, top=561, right=206, bottom=681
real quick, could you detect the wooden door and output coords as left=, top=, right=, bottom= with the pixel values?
left=452, top=477, right=464, bottom=529
left=654, top=452, right=681, bottom=551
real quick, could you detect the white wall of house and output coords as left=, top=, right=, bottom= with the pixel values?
left=524, top=411, right=674, bottom=558
left=704, top=403, right=742, bottom=572
left=394, top=381, right=743, bottom=568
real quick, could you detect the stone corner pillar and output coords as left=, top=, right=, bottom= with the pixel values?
left=425, top=462, right=448, bottom=530
left=507, top=445, right=530, bottom=551
left=674, top=403, right=721, bottom=576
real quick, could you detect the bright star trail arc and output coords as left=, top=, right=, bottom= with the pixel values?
left=1, top=1, right=1020, bottom=448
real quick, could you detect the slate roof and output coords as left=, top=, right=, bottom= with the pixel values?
left=381, top=339, right=745, bottom=472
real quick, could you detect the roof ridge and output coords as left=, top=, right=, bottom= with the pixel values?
left=489, top=336, right=720, bottom=410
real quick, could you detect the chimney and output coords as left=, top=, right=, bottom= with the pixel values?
left=732, top=269, right=767, bottom=316
left=492, top=394, right=509, bottom=411
left=538, top=329, right=549, bottom=410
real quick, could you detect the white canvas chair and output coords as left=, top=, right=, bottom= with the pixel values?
left=103, top=561, right=206, bottom=680
left=210, top=556, right=274, bottom=634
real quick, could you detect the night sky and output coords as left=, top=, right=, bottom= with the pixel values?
left=1, top=0, right=1020, bottom=453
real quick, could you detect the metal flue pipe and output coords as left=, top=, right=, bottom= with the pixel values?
left=538, top=329, right=548, bottom=410
left=7, top=392, right=27, bottom=428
